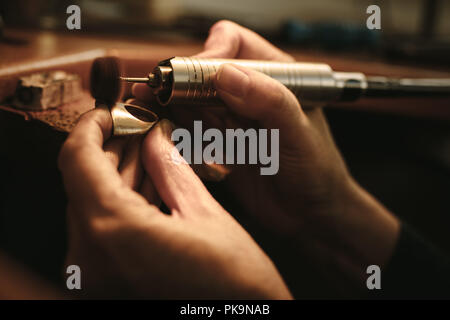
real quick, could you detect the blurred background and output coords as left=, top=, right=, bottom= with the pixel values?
left=0, top=0, right=449, bottom=298
left=1, top=0, right=450, bottom=68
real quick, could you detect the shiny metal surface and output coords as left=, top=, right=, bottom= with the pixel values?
left=119, top=57, right=450, bottom=109
left=155, top=57, right=351, bottom=107
left=109, top=102, right=158, bottom=136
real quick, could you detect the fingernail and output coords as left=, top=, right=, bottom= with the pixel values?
left=215, top=64, right=250, bottom=97
left=158, top=119, right=175, bottom=138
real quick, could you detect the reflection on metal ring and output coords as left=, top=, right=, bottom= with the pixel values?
left=109, top=102, right=159, bottom=136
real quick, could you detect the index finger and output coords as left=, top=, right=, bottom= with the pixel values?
left=194, top=20, right=294, bottom=62
left=58, top=107, right=127, bottom=209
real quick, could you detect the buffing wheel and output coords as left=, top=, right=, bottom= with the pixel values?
left=90, top=56, right=123, bottom=105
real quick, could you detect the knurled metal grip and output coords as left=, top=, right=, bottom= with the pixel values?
left=155, top=57, right=348, bottom=107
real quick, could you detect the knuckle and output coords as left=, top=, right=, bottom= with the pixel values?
left=210, top=19, right=235, bottom=33
left=205, top=20, right=241, bottom=58
left=79, top=108, right=110, bottom=131
left=76, top=109, right=94, bottom=125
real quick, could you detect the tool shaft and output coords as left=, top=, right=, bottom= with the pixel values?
left=154, top=57, right=351, bottom=107
left=120, top=77, right=149, bottom=83
left=366, top=77, right=450, bottom=98
left=121, top=57, right=450, bottom=108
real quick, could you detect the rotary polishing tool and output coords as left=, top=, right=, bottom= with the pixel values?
left=90, top=56, right=450, bottom=136
left=120, top=57, right=450, bottom=108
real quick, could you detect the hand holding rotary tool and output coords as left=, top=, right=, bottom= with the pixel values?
left=90, top=55, right=450, bottom=137
left=121, top=57, right=450, bottom=107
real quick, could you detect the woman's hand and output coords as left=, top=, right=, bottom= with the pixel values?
left=134, top=21, right=400, bottom=284
left=58, top=106, right=291, bottom=299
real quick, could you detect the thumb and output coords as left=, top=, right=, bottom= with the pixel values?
left=214, top=64, right=307, bottom=147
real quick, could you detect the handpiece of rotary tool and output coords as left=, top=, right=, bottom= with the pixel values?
left=120, top=57, right=450, bottom=108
